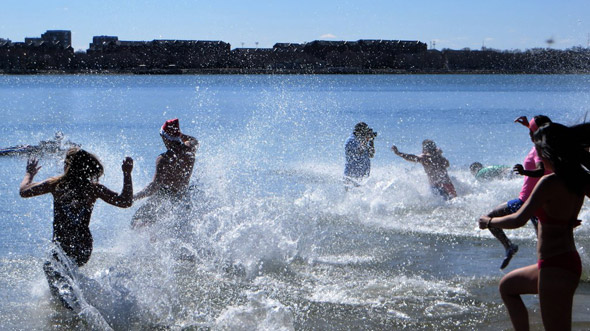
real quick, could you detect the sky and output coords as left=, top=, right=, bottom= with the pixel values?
left=2, top=0, right=590, bottom=52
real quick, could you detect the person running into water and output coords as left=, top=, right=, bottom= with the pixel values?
left=482, top=115, right=552, bottom=270
left=478, top=122, right=586, bottom=331
left=19, top=148, right=133, bottom=308
left=391, top=139, right=457, bottom=200
left=344, top=122, right=377, bottom=188
left=132, top=118, right=199, bottom=228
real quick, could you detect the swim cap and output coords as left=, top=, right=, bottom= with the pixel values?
left=528, top=118, right=539, bottom=133
left=160, top=118, right=182, bottom=142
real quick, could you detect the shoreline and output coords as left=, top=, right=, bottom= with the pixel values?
left=2, top=68, right=590, bottom=75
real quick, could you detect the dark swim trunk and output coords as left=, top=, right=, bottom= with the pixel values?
left=507, top=198, right=524, bottom=213
left=507, top=198, right=538, bottom=228
left=432, top=182, right=457, bottom=200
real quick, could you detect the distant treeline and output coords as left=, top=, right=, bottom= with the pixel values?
left=1, top=37, right=590, bottom=74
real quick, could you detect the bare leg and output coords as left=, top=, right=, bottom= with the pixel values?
left=499, top=264, right=539, bottom=331
left=487, top=202, right=514, bottom=249
left=539, top=267, right=579, bottom=331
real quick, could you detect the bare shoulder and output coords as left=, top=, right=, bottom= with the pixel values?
left=537, top=173, right=569, bottom=195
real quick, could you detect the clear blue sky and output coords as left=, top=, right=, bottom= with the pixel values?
left=2, top=0, right=590, bottom=51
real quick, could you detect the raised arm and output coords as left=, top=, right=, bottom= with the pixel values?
left=513, top=160, right=545, bottom=178
left=20, top=158, right=54, bottom=197
left=514, top=116, right=530, bottom=128
left=96, top=157, right=133, bottom=208
left=391, top=145, right=420, bottom=163
left=479, top=175, right=551, bottom=229
left=181, top=133, right=199, bottom=151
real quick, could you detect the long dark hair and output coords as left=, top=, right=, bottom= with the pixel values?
left=49, top=148, right=104, bottom=188
left=534, top=122, right=590, bottom=194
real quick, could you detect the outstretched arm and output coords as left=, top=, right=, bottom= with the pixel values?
left=513, top=161, right=545, bottom=178
left=20, top=158, right=54, bottom=197
left=479, top=175, right=550, bottom=229
left=96, top=157, right=133, bottom=208
left=391, top=145, right=420, bottom=163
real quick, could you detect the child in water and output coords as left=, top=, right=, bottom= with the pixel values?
left=392, top=140, right=457, bottom=200
left=20, top=148, right=133, bottom=308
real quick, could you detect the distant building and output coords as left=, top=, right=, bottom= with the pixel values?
left=23, top=30, right=71, bottom=48
left=41, top=30, right=71, bottom=48
left=89, top=36, right=119, bottom=51
left=24, top=37, right=43, bottom=47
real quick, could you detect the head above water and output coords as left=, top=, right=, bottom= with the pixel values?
left=353, top=122, right=377, bottom=139
left=470, top=162, right=483, bottom=176
left=63, top=147, right=104, bottom=182
left=160, top=118, right=182, bottom=142
left=422, top=139, right=438, bottom=154
left=528, top=115, right=552, bottom=137
left=534, top=122, right=590, bottom=194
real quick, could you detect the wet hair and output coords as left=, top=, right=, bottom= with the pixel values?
left=532, top=115, right=551, bottom=128
left=470, top=162, right=483, bottom=175
left=50, top=148, right=104, bottom=187
left=422, top=139, right=438, bottom=154
left=534, top=122, right=590, bottom=194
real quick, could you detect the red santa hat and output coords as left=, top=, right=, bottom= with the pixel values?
left=160, top=118, right=182, bottom=142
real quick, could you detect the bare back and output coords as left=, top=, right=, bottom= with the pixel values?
left=419, top=153, right=452, bottom=187
left=154, top=145, right=196, bottom=195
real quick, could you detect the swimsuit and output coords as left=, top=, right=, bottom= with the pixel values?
left=535, top=208, right=582, bottom=277
left=432, top=182, right=457, bottom=200
left=538, top=251, right=582, bottom=278
left=53, top=204, right=93, bottom=266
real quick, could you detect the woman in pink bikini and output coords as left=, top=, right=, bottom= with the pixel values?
left=478, top=122, right=586, bottom=331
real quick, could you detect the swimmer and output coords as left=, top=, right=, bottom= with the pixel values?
left=392, top=140, right=457, bottom=200
left=469, top=162, right=513, bottom=181
left=132, top=118, right=198, bottom=228
left=19, top=148, right=133, bottom=308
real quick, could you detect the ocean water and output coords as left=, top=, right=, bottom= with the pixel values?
left=0, top=74, right=589, bottom=330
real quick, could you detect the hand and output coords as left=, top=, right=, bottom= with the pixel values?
left=391, top=145, right=399, bottom=154
left=122, top=157, right=133, bottom=173
left=26, top=158, right=41, bottom=176
left=513, top=164, right=525, bottom=175
left=478, top=215, right=492, bottom=229
left=514, top=116, right=529, bottom=128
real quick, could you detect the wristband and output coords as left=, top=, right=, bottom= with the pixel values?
left=487, top=217, right=493, bottom=228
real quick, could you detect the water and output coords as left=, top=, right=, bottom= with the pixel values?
left=1, top=74, right=590, bottom=330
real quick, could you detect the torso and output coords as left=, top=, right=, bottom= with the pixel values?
left=51, top=181, right=98, bottom=265
left=157, top=146, right=196, bottom=194
left=535, top=174, right=582, bottom=259
left=421, top=154, right=452, bottom=187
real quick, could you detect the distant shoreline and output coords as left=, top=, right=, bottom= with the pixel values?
left=2, top=68, right=589, bottom=75
left=4, top=31, right=590, bottom=75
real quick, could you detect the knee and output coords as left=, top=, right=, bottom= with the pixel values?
left=498, top=277, right=514, bottom=298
